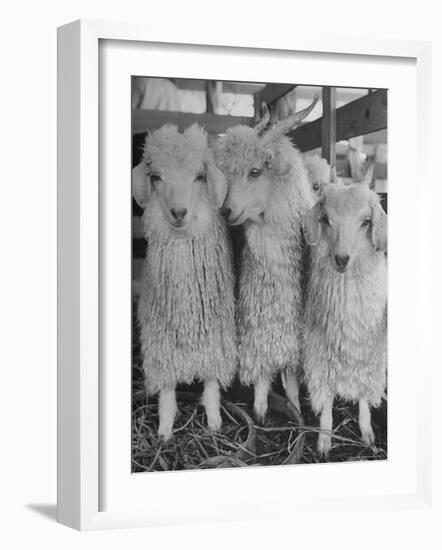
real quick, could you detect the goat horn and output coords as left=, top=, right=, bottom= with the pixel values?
left=261, top=94, right=319, bottom=144
left=254, top=102, right=271, bottom=134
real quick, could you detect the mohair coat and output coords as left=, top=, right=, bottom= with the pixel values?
left=304, top=241, right=387, bottom=412
left=235, top=140, right=314, bottom=385
left=138, top=195, right=237, bottom=394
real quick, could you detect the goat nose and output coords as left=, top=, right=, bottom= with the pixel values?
left=335, top=254, right=350, bottom=268
left=170, top=208, right=187, bottom=222
left=221, top=206, right=231, bottom=220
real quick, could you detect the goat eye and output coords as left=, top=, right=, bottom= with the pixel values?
left=150, top=173, right=162, bottom=184
left=320, top=214, right=330, bottom=225
left=195, top=172, right=207, bottom=183
left=361, top=218, right=371, bottom=227
left=312, top=183, right=319, bottom=191
left=249, top=168, right=262, bottom=178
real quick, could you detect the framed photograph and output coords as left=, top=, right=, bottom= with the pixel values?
left=57, top=19, right=432, bottom=530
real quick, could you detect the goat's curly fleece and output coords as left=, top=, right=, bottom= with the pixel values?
left=143, top=123, right=209, bottom=174
left=304, top=192, right=387, bottom=411
left=217, top=131, right=314, bottom=385
left=137, top=125, right=237, bottom=394
left=303, top=154, right=331, bottom=186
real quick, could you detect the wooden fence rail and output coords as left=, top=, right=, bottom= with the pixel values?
left=289, top=89, right=387, bottom=156
left=132, top=110, right=253, bottom=135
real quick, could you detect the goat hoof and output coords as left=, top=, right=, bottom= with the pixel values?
left=158, top=425, right=173, bottom=442
left=254, top=404, right=268, bottom=425
left=207, top=413, right=222, bottom=432
left=361, top=426, right=375, bottom=446
left=317, top=433, right=332, bottom=457
left=288, top=396, right=301, bottom=413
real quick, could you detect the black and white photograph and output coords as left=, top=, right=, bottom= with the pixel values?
left=131, top=77, right=388, bottom=472
left=4, top=0, right=437, bottom=541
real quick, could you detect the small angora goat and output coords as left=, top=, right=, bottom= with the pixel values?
left=303, top=154, right=334, bottom=197
left=303, top=166, right=387, bottom=455
left=132, top=124, right=237, bottom=441
left=215, top=97, right=318, bottom=421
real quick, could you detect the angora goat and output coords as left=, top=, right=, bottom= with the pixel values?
left=132, top=124, right=237, bottom=440
left=303, top=166, right=387, bottom=455
left=215, top=97, right=318, bottom=421
left=303, top=154, right=334, bottom=197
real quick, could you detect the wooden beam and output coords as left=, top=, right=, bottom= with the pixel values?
left=321, top=87, right=337, bottom=164
left=289, top=89, right=387, bottom=152
left=253, top=92, right=261, bottom=122
left=173, top=79, right=265, bottom=95
left=337, top=89, right=387, bottom=142
left=289, top=118, right=321, bottom=152
left=205, top=81, right=214, bottom=114
left=258, top=84, right=296, bottom=106
left=363, top=129, right=387, bottom=145
left=132, top=110, right=254, bottom=135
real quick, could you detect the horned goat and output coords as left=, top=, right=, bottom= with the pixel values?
left=215, top=97, right=318, bottom=421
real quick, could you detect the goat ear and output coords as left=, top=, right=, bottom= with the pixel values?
left=361, top=164, right=375, bottom=188
left=270, top=151, right=292, bottom=177
left=304, top=201, right=322, bottom=246
left=132, top=162, right=151, bottom=207
left=371, top=201, right=387, bottom=252
left=205, top=153, right=227, bottom=208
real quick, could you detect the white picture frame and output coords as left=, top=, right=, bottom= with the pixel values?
left=57, top=19, right=433, bottom=531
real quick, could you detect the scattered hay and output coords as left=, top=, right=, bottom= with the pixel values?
left=132, top=389, right=387, bottom=472
left=132, top=391, right=307, bottom=472
left=132, top=304, right=387, bottom=473
left=133, top=399, right=246, bottom=472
